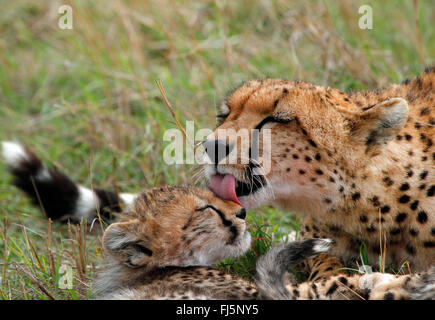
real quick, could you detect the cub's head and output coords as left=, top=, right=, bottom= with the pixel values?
left=203, top=79, right=408, bottom=212
left=102, top=186, right=250, bottom=271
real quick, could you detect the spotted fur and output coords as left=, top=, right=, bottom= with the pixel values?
left=203, top=67, right=434, bottom=279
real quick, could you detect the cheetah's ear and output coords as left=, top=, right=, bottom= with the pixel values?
left=102, top=220, right=154, bottom=268
left=348, top=98, right=408, bottom=156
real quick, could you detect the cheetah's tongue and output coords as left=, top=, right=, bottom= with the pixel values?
left=209, top=174, right=243, bottom=206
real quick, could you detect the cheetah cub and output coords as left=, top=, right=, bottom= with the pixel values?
left=93, top=186, right=330, bottom=300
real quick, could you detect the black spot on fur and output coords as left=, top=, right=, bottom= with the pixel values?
left=395, top=213, right=408, bottom=223
left=381, top=205, right=390, bottom=214
left=351, top=192, right=361, bottom=201
left=370, top=196, right=380, bottom=207
left=398, top=195, right=410, bottom=203
left=409, top=228, right=419, bottom=236
left=427, top=185, right=434, bottom=197
left=299, top=170, right=306, bottom=175
left=390, top=228, right=401, bottom=236
left=417, top=211, right=428, bottom=224
left=423, top=241, right=435, bottom=248
left=309, top=270, right=319, bottom=281
left=383, top=177, right=394, bottom=186
left=338, top=277, right=348, bottom=285
left=384, top=292, right=394, bottom=300
left=420, top=133, right=427, bottom=141
left=308, top=140, right=317, bottom=148
left=399, top=183, right=410, bottom=191
left=366, top=225, right=376, bottom=232
left=406, top=243, right=416, bottom=255
left=410, top=200, right=419, bottom=211
left=326, top=283, right=338, bottom=296
left=420, top=171, right=428, bottom=180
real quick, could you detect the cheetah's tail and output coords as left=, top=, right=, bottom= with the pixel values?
left=1, top=141, right=136, bottom=222
left=255, top=238, right=332, bottom=300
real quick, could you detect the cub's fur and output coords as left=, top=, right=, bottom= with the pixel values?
left=93, top=186, right=330, bottom=299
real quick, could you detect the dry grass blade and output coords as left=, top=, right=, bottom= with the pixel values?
left=13, top=263, right=54, bottom=300
left=156, top=80, right=195, bottom=148
left=88, top=157, right=105, bottom=234
left=67, top=223, right=83, bottom=280
left=46, top=219, right=56, bottom=279
left=18, top=217, right=45, bottom=273
left=17, top=271, right=29, bottom=300
left=336, top=281, right=366, bottom=300
left=75, top=221, right=87, bottom=277
left=0, top=286, right=8, bottom=300
left=30, top=176, right=47, bottom=218
left=1, top=215, right=9, bottom=291
left=405, top=261, right=412, bottom=275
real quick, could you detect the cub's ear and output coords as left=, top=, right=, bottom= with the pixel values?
left=348, top=98, right=408, bottom=156
left=102, top=220, right=154, bottom=268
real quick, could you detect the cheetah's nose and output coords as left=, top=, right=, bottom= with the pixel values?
left=236, top=208, right=246, bottom=220
left=203, top=139, right=233, bottom=164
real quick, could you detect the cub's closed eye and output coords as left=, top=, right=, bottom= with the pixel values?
left=197, top=205, right=232, bottom=226
left=217, top=113, right=229, bottom=119
left=216, top=113, right=230, bottom=125
left=255, top=116, right=293, bottom=130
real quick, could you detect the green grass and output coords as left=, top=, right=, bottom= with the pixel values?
left=0, top=0, right=433, bottom=299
